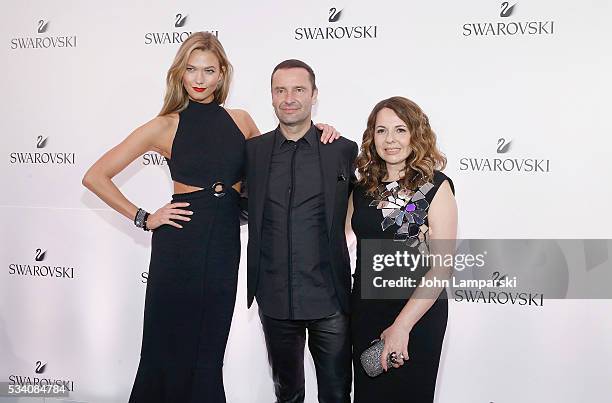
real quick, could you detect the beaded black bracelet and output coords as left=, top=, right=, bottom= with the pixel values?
left=134, top=208, right=148, bottom=230
left=142, top=212, right=151, bottom=231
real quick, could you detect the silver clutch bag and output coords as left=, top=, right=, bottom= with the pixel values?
left=360, top=339, right=392, bottom=377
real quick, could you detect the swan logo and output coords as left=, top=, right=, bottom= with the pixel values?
left=141, top=152, right=168, bottom=166
left=37, top=20, right=49, bottom=34
left=458, top=139, right=551, bottom=173
left=462, top=2, right=555, bottom=37
left=175, top=13, right=188, bottom=28
left=8, top=361, right=74, bottom=393
left=8, top=249, right=75, bottom=279
left=144, top=13, right=218, bottom=45
left=34, top=249, right=46, bottom=262
left=35, top=361, right=47, bottom=374
left=500, top=2, right=516, bottom=18
left=10, top=20, right=77, bottom=50
left=328, top=7, right=342, bottom=22
left=496, top=138, right=512, bottom=153
left=8, top=136, right=76, bottom=165
left=295, top=7, right=378, bottom=40
left=36, top=136, right=48, bottom=149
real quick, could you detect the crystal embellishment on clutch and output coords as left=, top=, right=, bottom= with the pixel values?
left=369, top=180, right=434, bottom=249
left=360, top=339, right=392, bottom=377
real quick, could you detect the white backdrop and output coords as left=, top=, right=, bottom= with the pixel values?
left=2, top=0, right=612, bottom=402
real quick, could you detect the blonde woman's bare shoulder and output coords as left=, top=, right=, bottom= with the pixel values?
left=225, top=108, right=260, bottom=139
left=155, top=112, right=179, bottom=128
left=141, top=113, right=179, bottom=156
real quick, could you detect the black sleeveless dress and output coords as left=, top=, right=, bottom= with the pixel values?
left=351, top=171, right=455, bottom=403
left=129, top=100, right=245, bottom=403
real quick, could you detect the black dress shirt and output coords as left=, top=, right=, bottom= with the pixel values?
left=257, top=124, right=338, bottom=320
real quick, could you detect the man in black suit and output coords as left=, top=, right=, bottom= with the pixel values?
left=245, top=59, right=357, bottom=403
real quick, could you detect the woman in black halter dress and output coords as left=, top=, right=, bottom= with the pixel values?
left=128, top=98, right=245, bottom=401
left=83, top=32, right=249, bottom=402
left=83, top=32, right=339, bottom=403
left=348, top=97, right=458, bottom=403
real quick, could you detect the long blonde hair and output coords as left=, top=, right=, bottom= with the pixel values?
left=356, top=96, right=447, bottom=194
left=159, top=32, right=233, bottom=116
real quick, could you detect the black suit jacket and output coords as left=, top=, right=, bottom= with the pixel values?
left=245, top=128, right=358, bottom=314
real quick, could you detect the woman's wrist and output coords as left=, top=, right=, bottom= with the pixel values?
left=394, top=314, right=415, bottom=332
left=134, top=208, right=151, bottom=231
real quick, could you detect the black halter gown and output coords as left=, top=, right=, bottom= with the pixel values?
left=129, top=99, right=245, bottom=403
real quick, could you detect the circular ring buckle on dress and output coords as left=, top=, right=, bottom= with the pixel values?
left=212, top=181, right=226, bottom=197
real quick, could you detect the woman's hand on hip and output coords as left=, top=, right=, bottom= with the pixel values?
left=147, top=202, right=192, bottom=230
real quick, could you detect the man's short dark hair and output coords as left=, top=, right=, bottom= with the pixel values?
left=271, top=59, right=317, bottom=91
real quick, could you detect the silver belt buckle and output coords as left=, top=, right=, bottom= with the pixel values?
left=212, top=181, right=226, bottom=197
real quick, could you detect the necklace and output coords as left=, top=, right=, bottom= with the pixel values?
left=369, top=180, right=435, bottom=251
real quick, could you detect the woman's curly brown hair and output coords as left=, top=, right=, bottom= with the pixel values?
left=356, top=96, right=446, bottom=195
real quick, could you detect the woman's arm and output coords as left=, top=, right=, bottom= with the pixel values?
left=345, top=192, right=356, bottom=250
left=379, top=180, right=458, bottom=370
left=226, top=108, right=341, bottom=142
left=82, top=115, right=192, bottom=229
